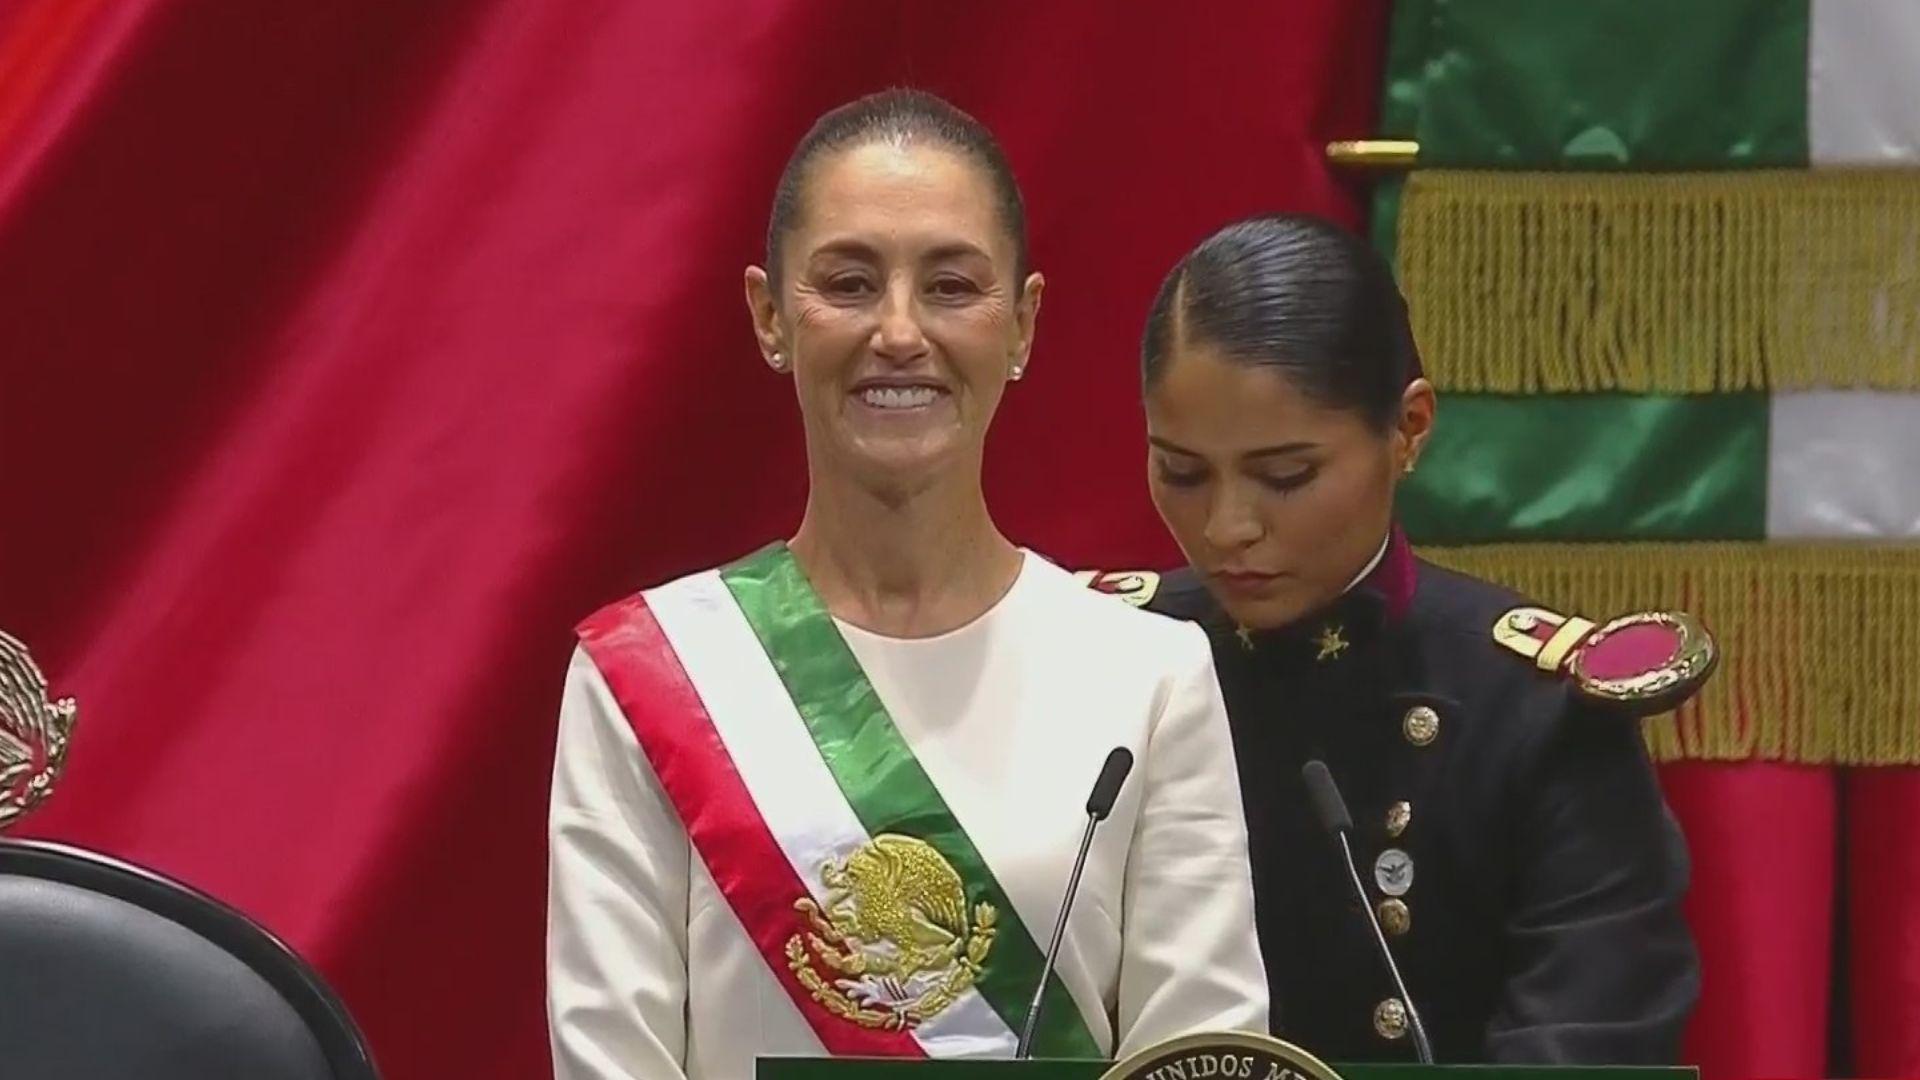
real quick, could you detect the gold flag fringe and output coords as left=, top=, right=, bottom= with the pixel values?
left=1398, top=170, right=1920, bottom=393
left=1421, top=543, right=1920, bottom=765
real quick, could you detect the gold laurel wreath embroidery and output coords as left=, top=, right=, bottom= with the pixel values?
left=0, top=630, right=77, bottom=830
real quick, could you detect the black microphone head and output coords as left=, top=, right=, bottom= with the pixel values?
left=1301, top=759, right=1353, bottom=836
left=1085, top=747, right=1134, bottom=819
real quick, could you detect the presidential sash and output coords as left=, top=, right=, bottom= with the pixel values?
left=577, top=543, right=1101, bottom=1061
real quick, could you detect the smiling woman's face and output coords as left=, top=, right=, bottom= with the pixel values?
left=1146, top=341, right=1415, bottom=629
left=748, top=139, right=1041, bottom=496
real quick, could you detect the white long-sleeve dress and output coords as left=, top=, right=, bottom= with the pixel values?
left=547, top=548, right=1268, bottom=1080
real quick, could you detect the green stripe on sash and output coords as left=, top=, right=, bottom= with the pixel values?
left=721, top=545, right=1102, bottom=1060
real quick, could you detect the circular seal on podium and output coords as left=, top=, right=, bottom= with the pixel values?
left=1100, top=1032, right=1343, bottom=1080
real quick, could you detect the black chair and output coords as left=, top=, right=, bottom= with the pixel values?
left=0, top=838, right=378, bottom=1079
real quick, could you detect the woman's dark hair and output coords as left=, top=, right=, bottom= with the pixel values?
left=765, top=88, right=1029, bottom=290
left=1141, top=213, right=1418, bottom=432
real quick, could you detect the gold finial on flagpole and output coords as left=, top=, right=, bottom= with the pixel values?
left=1325, top=139, right=1420, bottom=169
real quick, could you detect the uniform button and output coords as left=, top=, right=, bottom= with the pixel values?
left=1373, top=848, right=1414, bottom=896
left=1403, top=705, right=1440, bottom=746
left=1378, top=898, right=1411, bottom=936
left=1374, top=997, right=1409, bottom=1040
left=1385, top=800, right=1412, bottom=838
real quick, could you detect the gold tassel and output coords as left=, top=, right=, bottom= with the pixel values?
left=1421, top=543, right=1920, bottom=765
left=1398, top=170, right=1920, bottom=393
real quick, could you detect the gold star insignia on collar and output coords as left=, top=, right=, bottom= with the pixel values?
left=1235, top=625, right=1256, bottom=651
left=1313, top=623, right=1349, bottom=662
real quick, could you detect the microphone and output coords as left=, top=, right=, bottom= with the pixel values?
left=1300, top=760, right=1434, bottom=1065
left=1016, top=746, right=1134, bottom=1059
left=1085, top=746, right=1134, bottom=818
left=1302, top=759, right=1354, bottom=835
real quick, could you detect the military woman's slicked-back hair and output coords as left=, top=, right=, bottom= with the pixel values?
left=1141, top=214, right=1418, bottom=431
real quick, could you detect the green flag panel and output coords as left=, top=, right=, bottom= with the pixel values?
left=1401, top=393, right=1768, bottom=543
left=1410, top=0, right=1809, bottom=168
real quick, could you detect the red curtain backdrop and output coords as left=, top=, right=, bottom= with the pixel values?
left=1665, top=764, right=1838, bottom=1078
left=1846, top=769, right=1920, bottom=1077
left=12, top=5, right=1908, bottom=1079
left=0, top=3, right=1388, bottom=1077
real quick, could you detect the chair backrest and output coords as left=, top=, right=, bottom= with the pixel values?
left=0, top=838, right=378, bottom=1079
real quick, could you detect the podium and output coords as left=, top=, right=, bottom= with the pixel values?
left=759, top=1029, right=1693, bottom=1080
left=762, top=1059, right=1695, bottom=1080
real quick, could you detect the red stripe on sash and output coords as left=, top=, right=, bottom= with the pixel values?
left=578, top=594, right=927, bottom=1060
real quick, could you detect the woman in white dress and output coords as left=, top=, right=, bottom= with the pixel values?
left=546, top=89, right=1267, bottom=1080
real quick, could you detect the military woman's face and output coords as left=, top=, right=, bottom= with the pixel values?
left=1146, top=343, right=1431, bottom=629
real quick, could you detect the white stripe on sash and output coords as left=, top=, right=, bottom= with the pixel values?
left=646, top=571, right=1019, bottom=1058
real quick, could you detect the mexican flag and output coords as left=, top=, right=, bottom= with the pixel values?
left=1377, top=0, right=1920, bottom=766
left=1368, top=2, right=1920, bottom=1074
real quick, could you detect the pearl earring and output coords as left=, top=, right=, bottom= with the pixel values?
left=1009, top=364, right=1025, bottom=382
left=768, top=352, right=788, bottom=372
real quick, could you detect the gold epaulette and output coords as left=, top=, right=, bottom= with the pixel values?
left=1492, top=606, right=1718, bottom=717
left=1071, top=570, right=1162, bottom=608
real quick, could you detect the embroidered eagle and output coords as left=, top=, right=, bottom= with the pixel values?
left=823, top=833, right=971, bottom=979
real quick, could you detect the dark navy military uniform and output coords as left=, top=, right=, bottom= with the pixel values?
left=1139, top=540, right=1700, bottom=1065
